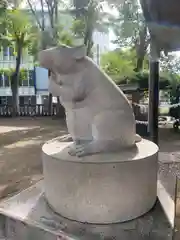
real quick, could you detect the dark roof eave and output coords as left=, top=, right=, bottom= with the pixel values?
left=140, top=0, right=180, bottom=51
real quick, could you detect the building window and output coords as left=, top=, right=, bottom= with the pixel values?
left=19, top=70, right=34, bottom=87
left=0, top=74, right=3, bottom=87
left=19, top=96, right=24, bottom=105
left=9, top=47, right=15, bottom=57
left=20, top=96, right=33, bottom=105
left=24, top=96, right=32, bottom=104
left=3, top=47, right=9, bottom=57
left=29, top=70, right=34, bottom=86
left=0, top=97, right=8, bottom=105
left=19, top=70, right=28, bottom=87
left=4, top=74, right=10, bottom=87
left=41, top=95, right=48, bottom=105
left=22, top=78, right=29, bottom=86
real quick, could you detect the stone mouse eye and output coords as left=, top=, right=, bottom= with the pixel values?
left=59, top=80, right=63, bottom=86
left=50, top=71, right=56, bottom=78
left=56, top=78, right=63, bottom=86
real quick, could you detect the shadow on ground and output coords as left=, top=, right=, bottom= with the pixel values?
left=0, top=117, right=67, bottom=199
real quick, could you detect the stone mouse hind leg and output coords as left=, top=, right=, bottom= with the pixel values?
left=74, top=110, right=136, bottom=157
left=65, top=109, right=93, bottom=156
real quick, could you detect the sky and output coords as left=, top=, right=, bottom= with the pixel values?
left=100, top=2, right=118, bottom=50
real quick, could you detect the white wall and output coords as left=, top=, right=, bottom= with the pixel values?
left=35, top=67, right=49, bottom=91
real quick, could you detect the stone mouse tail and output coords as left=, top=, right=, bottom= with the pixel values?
left=135, top=134, right=142, bottom=143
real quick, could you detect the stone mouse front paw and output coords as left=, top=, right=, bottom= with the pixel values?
left=68, top=145, right=77, bottom=156
left=68, top=145, right=87, bottom=157
left=69, top=141, right=100, bottom=157
left=75, top=144, right=91, bottom=157
left=74, top=142, right=98, bottom=157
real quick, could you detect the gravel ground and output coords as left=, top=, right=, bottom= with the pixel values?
left=0, top=117, right=67, bottom=199
left=0, top=117, right=179, bottom=200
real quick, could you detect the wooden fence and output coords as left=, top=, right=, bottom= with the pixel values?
left=0, top=104, right=65, bottom=117
left=0, top=103, right=149, bottom=137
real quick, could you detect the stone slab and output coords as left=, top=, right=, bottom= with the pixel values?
left=0, top=182, right=173, bottom=240
left=157, top=180, right=175, bottom=228
left=157, top=159, right=180, bottom=230
left=158, top=161, right=180, bottom=239
left=174, top=177, right=180, bottom=240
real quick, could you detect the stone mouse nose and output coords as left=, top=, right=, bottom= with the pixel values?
left=38, top=51, right=44, bottom=63
left=38, top=50, right=52, bottom=69
left=38, top=51, right=46, bottom=67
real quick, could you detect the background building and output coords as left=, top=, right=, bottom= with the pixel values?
left=0, top=46, right=35, bottom=105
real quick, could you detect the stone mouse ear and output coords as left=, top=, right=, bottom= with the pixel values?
left=73, top=46, right=87, bottom=60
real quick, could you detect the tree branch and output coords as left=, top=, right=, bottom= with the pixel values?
left=40, top=0, right=45, bottom=30
left=27, top=0, right=43, bottom=30
left=45, top=0, right=54, bottom=30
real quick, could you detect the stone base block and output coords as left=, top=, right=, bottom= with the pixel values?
left=42, top=138, right=159, bottom=223
left=0, top=182, right=173, bottom=240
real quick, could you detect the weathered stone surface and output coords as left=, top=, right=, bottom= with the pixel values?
left=0, top=182, right=173, bottom=240
left=42, top=138, right=158, bottom=223
left=38, top=45, right=141, bottom=157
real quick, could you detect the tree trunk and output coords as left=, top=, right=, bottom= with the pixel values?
left=84, top=26, right=93, bottom=56
left=48, top=93, right=52, bottom=115
left=135, top=56, right=145, bottom=72
left=11, top=75, right=19, bottom=117
left=48, top=69, right=52, bottom=115
left=11, top=43, right=22, bottom=117
left=56, top=96, right=65, bottom=118
left=134, top=26, right=149, bottom=72
left=73, top=0, right=90, bottom=18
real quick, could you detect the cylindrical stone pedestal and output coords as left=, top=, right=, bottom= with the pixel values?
left=42, top=138, right=158, bottom=224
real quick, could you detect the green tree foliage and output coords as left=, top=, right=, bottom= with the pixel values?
left=58, top=31, right=74, bottom=46
left=127, top=70, right=170, bottom=90
left=101, top=48, right=176, bottom=90
left=0, top=0, right=7, bottom=10
left=0, top=9, right=35, bottom=115
left=101, top=48, right=149, bottom=82
left=27, top=0, right=74, bottom=114
left=101, top=49, right=135, bottom=82
left=109, top=0, right=149, bottom=71
left=0, top=0, right=8, bottom=44
left=27, top=0, right=73, bottom=49
left=71, top=0, right=109, bottom=56
left=73, top=0, right=90, bottom=11
left=0, top=68, right=33, bottom=86
left=160, top=53, right=180, bottom=96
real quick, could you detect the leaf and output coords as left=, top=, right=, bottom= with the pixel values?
left=110, top=0, right=146, bottom=47
left=69, top=0, right=112, bottom=52
left=101, top=49, right=136, bottom=81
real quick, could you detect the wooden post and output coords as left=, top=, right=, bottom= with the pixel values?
left=48, top=70, right=52, bottom=115
left=148, top=42, right=160, bottom=145
left=174, top=177, right=180, bottom=239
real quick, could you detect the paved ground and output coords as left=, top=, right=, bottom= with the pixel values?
left=0, top=117, right=67, bottom=199
left=0, top=117, right=179, bottom=200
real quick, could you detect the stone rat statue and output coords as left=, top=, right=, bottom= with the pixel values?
left=38, top=45, right=141, bottom=157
